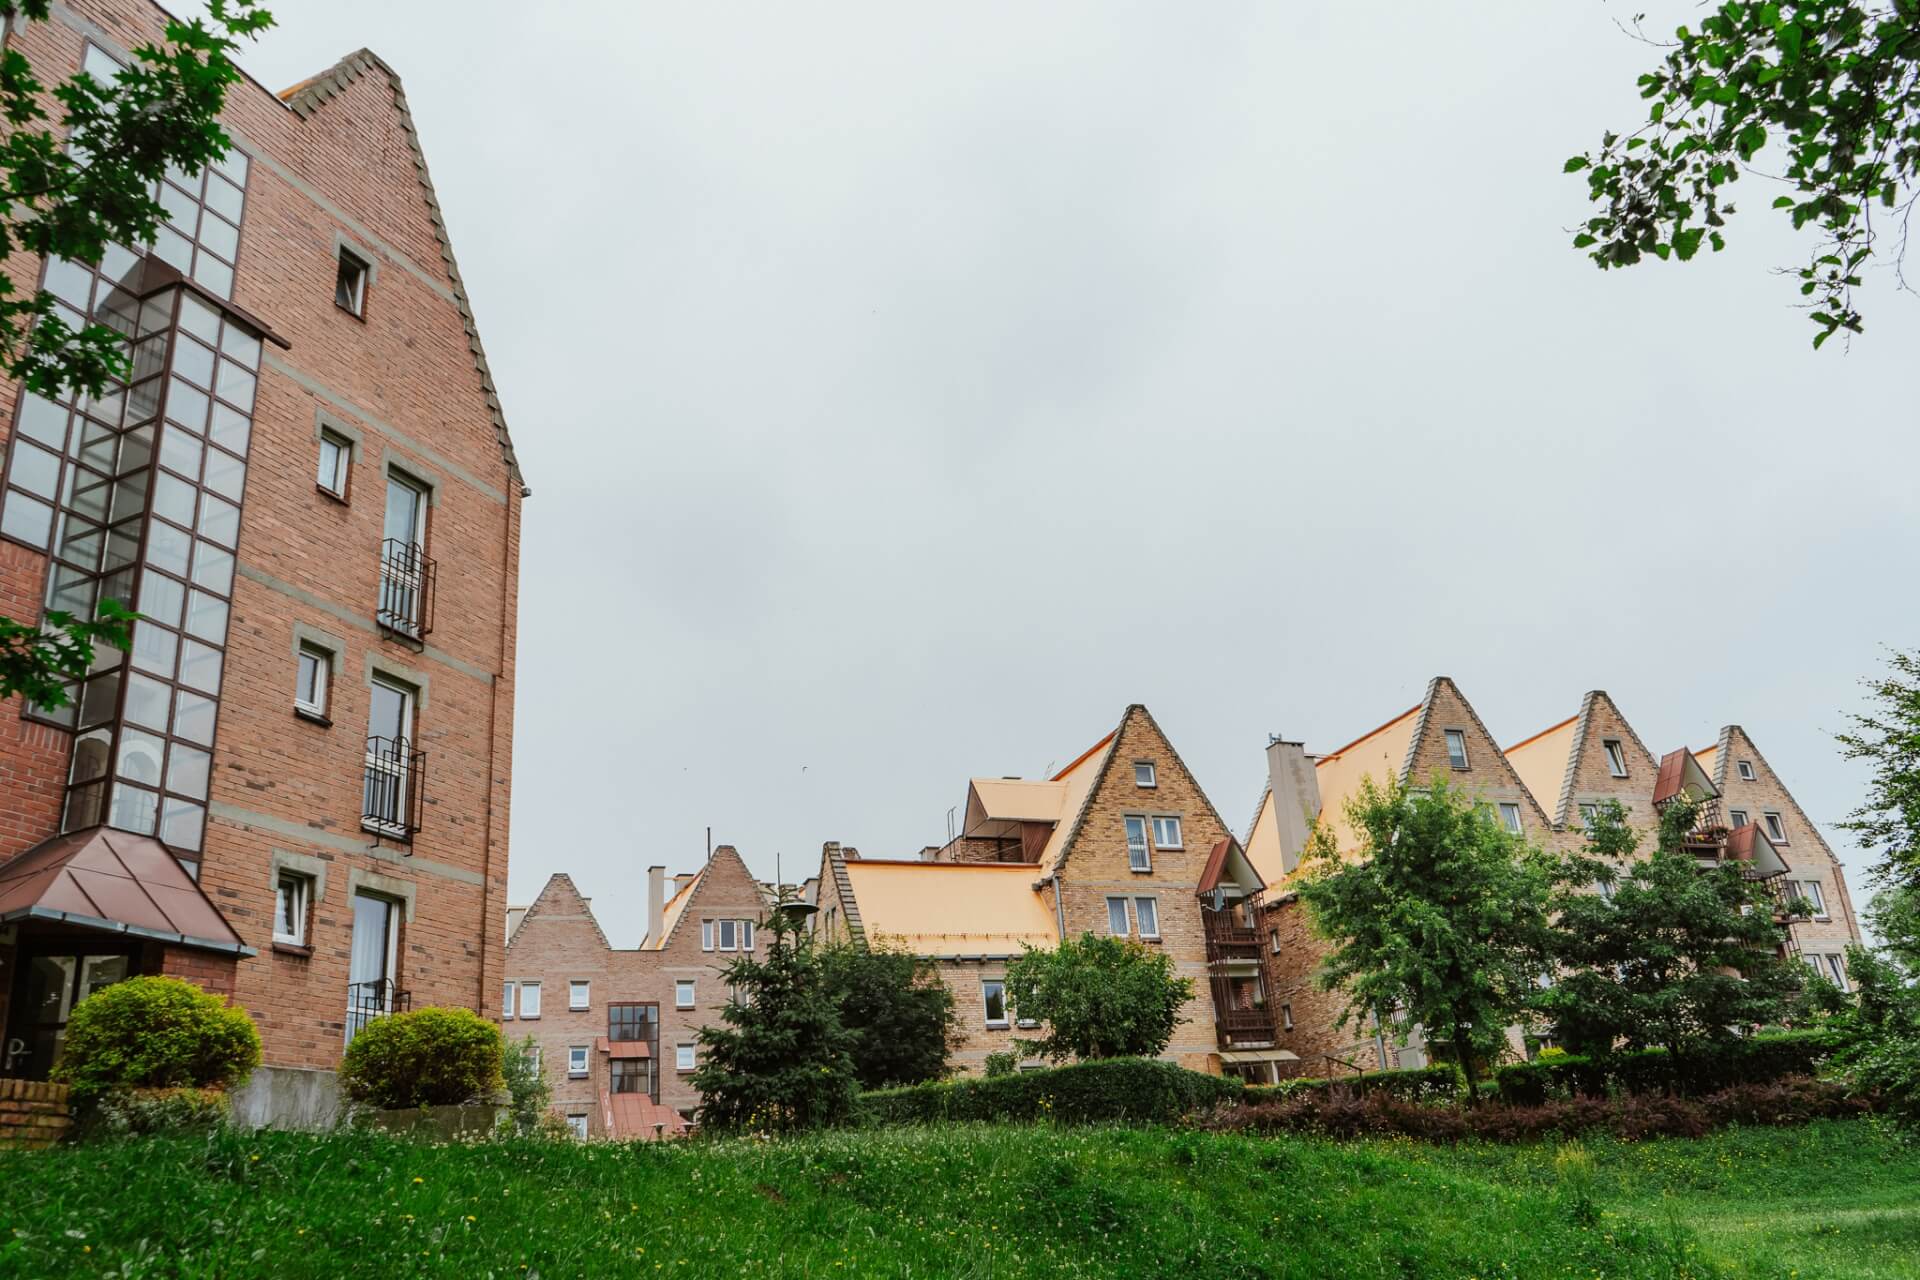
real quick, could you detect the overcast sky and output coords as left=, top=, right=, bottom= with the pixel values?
left=227, top=3, right=1917, bottom=947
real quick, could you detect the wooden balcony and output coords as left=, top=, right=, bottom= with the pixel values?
left=1202, top=910, right=1262, bottom=963
left=1216, top=1007, right=1279, bottom=1048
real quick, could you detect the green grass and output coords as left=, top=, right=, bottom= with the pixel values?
left=0, top=1119, right=1912, bottom=1278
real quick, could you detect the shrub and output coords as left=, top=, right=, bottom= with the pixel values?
left=1249, top=1063, right=1464, bottom=1106
left=982, top=1050, right=1019, bottom=1079
left=1493, top=1029, right=1839, bottom=1105
left=339, top=1007, right=503, bottom=1110
left=858, top=1057, right=1242, bottom=1127
left=53, top=975, right=260, bottom=1103
left=499, top=1034, right=551, bottom=1135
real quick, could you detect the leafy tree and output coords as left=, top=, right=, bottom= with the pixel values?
left=1297, top=775, right=1554, bottom=1099
left=1825, top=935, right=1920, bottom=1130
left=1837, top=647, right=1920, bottom=894
left=693, top=900, right=857, bottom=1132
left=1003, top=932, right=1194, bottom=1063
left=1566, top=2, right=1920, bottom=348
left=818, top=938, right=957, bottom=1089
left=499, top=1034, right=552, bottom=1135
left=0, top=0, right=270, bottom=705
left=1539, top=797, right=1809, bottom=1059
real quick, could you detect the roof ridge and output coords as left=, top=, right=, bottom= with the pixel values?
left=1045, top=707, right=1133, bottom=877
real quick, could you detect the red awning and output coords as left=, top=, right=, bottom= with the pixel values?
left=602, top=1089, right=687, bottom=1141
left=594, top=1037, right=652, bottom=1058
left=1196, top=835, right=1264, bottom=896
left=0, top=826, right=251, bottom=955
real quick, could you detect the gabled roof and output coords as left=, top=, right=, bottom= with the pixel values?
left=279, top=50, right=525, bottom=491
left=1504, top=714, right=1578, bottom=823
left=649, top=871, right=702, bottom=950
left=1197, top=836, right=1264, bottom=896
left=840, top=860, right=1056, bottom=957
left=0, top=827, right=250, bottom=955
left=1035, top=726, right=1118, bottom=876
left=1310, top=703, right=1422, bottom=854
left=509, top=873, right=613, bottom=951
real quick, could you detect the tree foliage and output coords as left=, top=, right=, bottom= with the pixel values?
left=818, top=938, right=957, bottom=1090
left=499, top=1034, right=553, bottom=1135
left=1003, top=932, right=1194, bottom=1063
left=1297, top=775, right=1554, bottom=1097
left=1837, top=647, right=1920, bottom=894
left=1567, top=1, right=1920, bottom=347
left=1538, top=798, right=1809, bottom=1058
left=0, top=0, right=270, bottom=706
left=693, top=902, right=858, bottom=1133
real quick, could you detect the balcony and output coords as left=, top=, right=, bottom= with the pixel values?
left=1202, top=909, right=1262, bottom=963
left=377, top=539, right=435, bottom=643
left=362, top=736, right=426, bottom=842
left=345, top=978, right=410, bottom=1043
left=1216, top=1006, right=1279, bottom=1049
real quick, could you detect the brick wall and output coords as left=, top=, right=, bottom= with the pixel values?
left=0, top=1078, right=71, bottom=1149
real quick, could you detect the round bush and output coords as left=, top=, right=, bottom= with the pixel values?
left=53, top=975, right=261, bottom=1102
left=340, top=1006, right=503, bottom=1109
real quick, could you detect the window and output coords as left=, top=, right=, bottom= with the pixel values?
left=519, top=981, right=541, bottom=1019
left=1106, top=896, right=1130, bottom=935
left=701, top=921, right=713, bottom=951
left=1269, top=927, right=1282, bottom=955
left=273, top=872, right=311, bottom=946
left=675, top=979, right=695, bottom=1009
left=981, top=979, right=1008, bottom=1028
left=1445, top=729, right=1470, bottom=770
left=1124, top=816, right=1151, bottom=872
left=1134, top=761, right=1157, bottom=788
left=524, top=1043, right=541, bottom=1074
left=1578, top=803, right=1599, bottom=824
left=1281, top=1003, right=1294, bottom=1032
left=569, top=980, right=590, bottom=1011
left=1824, top=954, right=1848, bottom=991
left=1498, top=803, right=1523, bottom=835
left=610, top=1058, right=651, bottom=1096
left=345, top=891, right=400, bottom=1044
left=675, top=1043, right=696, bottom=1072
left=567, top=1046, right=588, bottom=1078
left=502, top=981, right=515, bottom=1019
left=717, top=919, right=738, bottom=951
left=363, top=676, right=416, bottom=837
left=1151, top=815, right=1183, bottom=849
left=316, top=430, right=350, bottom=498
left=1134, top=897, right=1159, bottom=939
left=607, top=1002, right=656, bottom=1043
left=566, top=1114, right=588, bottom=1140
left=1763, top=811, right=1787, bottom=843
left=1801, top=879, right=1827, bottom=917
left=1738, top=759, right=1756, bottom=781
left=294, top=644, right=331, bottom=720
left=335, top=248, right=369, bottom=316
left=1603, top=739, right=1628, bottom=778
left=1729, top=809, right=1749, bottom=828
left=741, top=920, right=755, bottom=950
left=379, top=473, right=429, bottom=638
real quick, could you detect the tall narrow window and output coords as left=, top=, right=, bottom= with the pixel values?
left=1106, top=896, right=1129, bottom=935
left=1824, top=954, right=1848, bottom=991
left=1498, top=803, right=1523, bottom=835
left=519, top=981, right=542, bottom=1018
left=717, top=919, right=738, bottom=951
left=981, top=979, right=1008, bottom=1028
left=316, top=430, right=350, bottom=498
left=1603, top=740, right=1628, bottom=778
left=701, top=920, right=713, bottom=951
left=1281, top=1003, right=1294, bottom=1031
left=502, top=981, right=516, bottom=1019
left=273, top=872, right=311, bottom=946
left=569, top=980, right=590, bottom=1010
left=379, top=472, right=429, bottom=638
left=363, top=676, right=417, bottom=838
left=1133, top=897, right=1159, bottom=939
left=295, top=644, right=331, bottom=720
left=1763, top=812, right=1787, bottom=842
left=345, top=890, right=399, bottom=1043
left=1124, top=816, right=1151, bottom=872
left=335, top=248, right=369, bottom=316
left=1445, top=730, right=1470, bottom=770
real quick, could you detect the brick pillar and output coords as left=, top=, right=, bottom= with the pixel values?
left=0, top=1078, right=72, bottom=1149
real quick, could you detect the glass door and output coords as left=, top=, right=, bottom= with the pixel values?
left=345, top=891, right=398, bottom=1043
left=3, top=951, right=131, bottom=1079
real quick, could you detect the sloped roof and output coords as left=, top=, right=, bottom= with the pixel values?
left=279, top=50, right=524, bottom=490
left=509, top=873, right=613, bottom=951
left=648, top=870, right=704, bottom=950
left=1197, top=836, right=1263, bottom=896
left=968, top=778, right=1067, bottom=824
left=1312, top=704, right=1422, bottom=854
left=1035, top=728, right=1118, bottom=875
left=0, top=827, right=250, bottom=955
left=1505, top=714, right=1578, bottom=823
left=840, top=861, right=1056, bottom=957
left=602, top=1088, right=687, bottom=1141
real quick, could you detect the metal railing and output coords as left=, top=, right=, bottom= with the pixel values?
left=377, top=539, right=435, bottom=641
left=362, top=735, right=426, bottom=842
left=345, top=978, right=410, bottom=1043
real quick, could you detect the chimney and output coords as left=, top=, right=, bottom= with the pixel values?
left=1266, top=738, right=1321, bottom=875
left=646, top=865, right=665, bottom=947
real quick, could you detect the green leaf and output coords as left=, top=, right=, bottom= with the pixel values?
left=1772, top=195, right=1795, bottom=208
left=1573, top=233, right=1597, bottom=248
left=1563, top=155, right=1590, bottom=173
left=1673, top=228, right=1707, bottom=261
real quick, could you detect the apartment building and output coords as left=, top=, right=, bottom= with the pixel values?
left=502, top=847, right=799, bottom=1138
left=0, top=1, right=520, bottom=1105
left=1247, top=678, right=1866, bottom=1074
left=815, top=704, right=1294, bottom=1083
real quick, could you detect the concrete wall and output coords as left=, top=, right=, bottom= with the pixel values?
left=229, top=1064, right=345, bottom=1131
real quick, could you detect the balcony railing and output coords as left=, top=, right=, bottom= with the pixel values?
left=1216, top=1006, right=1279, bottom=1048
left=1202, top=910, right=1262, bottom=962
left=377, top=539, right=435, bottom=642
left=362, top=736, right=425, bottom=842
left=345, top=978, right=410, bottom=1043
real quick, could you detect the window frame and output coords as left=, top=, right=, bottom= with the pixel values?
left=1269, top=927, right=1282, bottom=955
left=362, top=674, right=418, bottom=838
left=502, top=981, right=515, bottom=1020
left=1578, top=802, right=1599, bottom=824
left=566, top=1114, right=588, bottom=1140
left=1281, top=1002, right=1294, bottom=1032
left=1497, top=802, right=1523, bottom=836
left=1133, top=896, right=1160, bottom=939
left=1763, top=811, right=1787, bottom=843
left=1729, top=808, right=1749, bottom=828
left=1150, top=814, right=1183, bottom=850
left=294, top=643, right=332, bottom=723
left=1123, top=815, right=1152, bottom=872
left=1737, top=759, right=1756, bottom=781
left=675, top=1042, right=696, bottom=1072
left=701, top=920, right=713, bottom=951
left=518, top=981, right=542, bottom=1020
left=1824, top=954, right=1848, bottom=991
left=1133, top=761, right=1157, bottom=788
left=316, top=428, right=351, bottom=501
left=272, top=871, right=311, bottom=946
left=1602, top=739, right=1628, bottom=778
left=981, top=978, right=1009, bottom=1029
left=334, top=247, right=370, bottom=318
left=1105, top=896, right=1130, bottom=936
left=717, top=919, right=738, bottom=951
left=567, top=1045, right=589, bottom=1078
left=675, top=979, right=695, bottom=1009
left=1444, top=729, right=1470, bottom=770
left=569, top=980, right=590, bottom=1011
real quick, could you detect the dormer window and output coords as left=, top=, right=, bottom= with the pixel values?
left=1134, top=761, right=1157, bottom=788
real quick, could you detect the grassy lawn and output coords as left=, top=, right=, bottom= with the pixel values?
left=0, top=1118, right=1911, bottom=1278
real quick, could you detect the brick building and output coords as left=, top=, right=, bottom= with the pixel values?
left=501, top=847, right=800, bottom=1138
left=814, top=704, right=1295, bottom=1083
left=0, top=0, right=520, bottom=1101
left=1246, top=678, right=1866, bottom=1075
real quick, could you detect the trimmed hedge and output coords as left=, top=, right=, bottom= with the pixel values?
left=53, top=975, right=260, bottom=1103
left=1494, top=1030, right=1839, bottom=1106
left=1248, top=1063, right=1464, bottom=1106
left=339, top=1007, right=504, bottom=1110
left=858, top=1057, right=1244, bottom=1126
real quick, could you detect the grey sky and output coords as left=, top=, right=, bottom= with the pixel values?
left=229, top=2, right=1917, bottom=947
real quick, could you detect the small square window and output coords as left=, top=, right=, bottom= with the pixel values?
left=519, top=981, right=542, bottom=1019
left=567, top=1046, right=588, bottom=1078
left=675, top=979, right=695, bottom=1009
left=1134, top=761, right=1157, bottom=788
left=1151, top=815, right=1183, bottom=850
left=273, top=872, right=311, bottom=946
left=502, top=981, right=515, bottom=1019
left=1498, top=803, right=1523, bottom=836
left=569, top=980, right=590, bottom=1011
left=316, top=430, right=350, bottom=498
left=981, top=979, right=1008, bottom=1028
left=335, top=249, right=369, bottom=316
left=1445, top=730, right=1470, bottom=770
left=675, top=1043, right=696, bottom=1072
left=294, top=644, right=331, bottom=720
left=1106, top=896, right=1129, bottom=936
left=1124, top=816, right=1151, bottom=872
left=1602, top=740, right=1628, bottom=778
left=1763, top=812, right=1787, bottom=843
left=1729, top=809, right=1749, bottom=828
left=1738, top=760, right=1756, bottom=781
left=1133, top=897, right=1159, bottom=939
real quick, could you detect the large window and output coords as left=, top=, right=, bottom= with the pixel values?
left=1124, top=817, right=1151, bottom=872
left=610, top=1057, right=652, bottom=1096
left=1445, top=730, right=1470, bottom=770
left=378, top=471, right=431, bottom=638
left=607, top=1003, right=657, bottom=1043
left=363, top=676, right=419, bottom=839
left=345, top=890, right=400, bottom=1043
